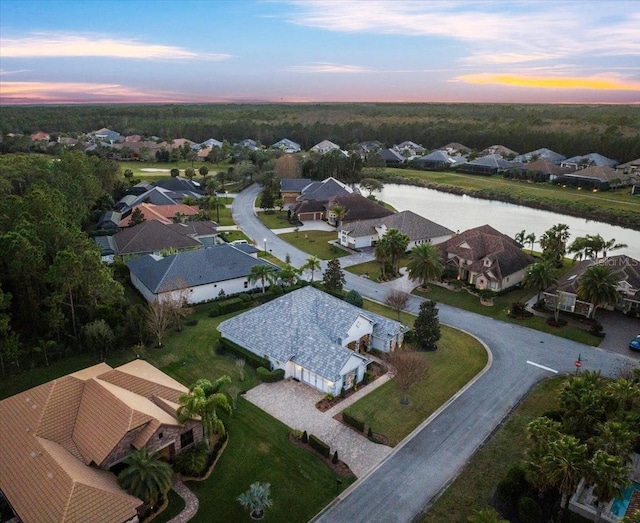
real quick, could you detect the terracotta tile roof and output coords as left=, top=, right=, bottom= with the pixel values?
left=0, top=360, right=194, bottom=523
left=119, top=203, right=199, bottom=227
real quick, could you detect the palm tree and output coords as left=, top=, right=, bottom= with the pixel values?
left=591, top=421, right=635, bottom=463
left=249, top=264, right=276, bottom=293
left=406, top=243, right=444, bottom=289
left=178, top=384, right=231, bottom=445
left=330, top=204, right=347, bottom=227
left=375, top=237, right=392, bottom=280
left=382, top=229, right=410, bottom=277
left=192, top=376, right=231, bottom=398
left=515, top=229, right=526, bottom=247
left=587, top=450, right=631, bottom=523
left=522, top=261, right=558, bottom=304
left=117, top=448, right=172, bottom=508
left=202, top=195, right=224, bottom=223
left=601, top=237, right=628, bottom=258
left=278, top=262, right=300, bottom=287
left=544, top=434, right=588, bottom=517
left=576, top=264, right=620, bottom=320
left=540, top=224, right=570, bottom=267
left=302, top=256, right=321, bottom=282
left=238, top=482, right=273, bottom=520
left=525, top=232, right=537, bottom=254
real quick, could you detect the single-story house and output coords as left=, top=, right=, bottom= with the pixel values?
left=514, top=148, right=566, bottom=164
left=153, top=176, right=204, bottom=197
left=438, top=142, right=471, bottom=155
left=544, top=255, right=640, bottom=317
left=458, top=154, right=521, bottom=175
left=507, top=159, right=573, bottom=182
left=97, top=210, right=123, bottom=230
left=325, top=193, right=394, bottom=225
left=378, top=148, right=406, bottom=165
left=439, top=224, right=535, bottom=291
left=0, top=360, right=203, bottom=523
left=560, top=153, right=618, bottom=170
left=288, top=177, right=355, bottom=220
left=272, top=138, right=301, bottom=153
left=217, top=286, right=407, bottom=394
left=200, top=138, right=223, bottom=149
left=413, top=150, right=466, bottom=170
left=556, top=165, right=633, bottom=190
left=280, top=178, right=312, bottom=204
left=118, top=203, right=200, bottom=227
left=95, top=234, right=118, bottom=263
left=478, top=145, right=519, bottom=158
left=393, top=141, right=425, bottom=159
left=103, top=220, right=203, bottom=260
left=310, top=140, right=341, bottom=155
left=339, top=210, right=454, bottom=250
left=127, top=242, right=278, bottom=303
left=235, top=139, right=260, bottom=150
left=91, top=127, right=122, bottom=143
left=615, top=157, right=640, bottom=178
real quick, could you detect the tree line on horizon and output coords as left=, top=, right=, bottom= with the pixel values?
left=1, top=103, right=639, bottom=162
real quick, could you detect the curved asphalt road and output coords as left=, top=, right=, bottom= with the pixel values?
left=233, top=185, right=637, bottom=523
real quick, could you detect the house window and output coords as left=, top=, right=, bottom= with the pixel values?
left=244, top=281, right=248, bottom=288
left=180, top=429, right=194, bottom=449
left=158, top=432, right=163, bottom=439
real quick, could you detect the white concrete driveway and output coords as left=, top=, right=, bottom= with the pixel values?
left=244, top=379, right=392, bottom=478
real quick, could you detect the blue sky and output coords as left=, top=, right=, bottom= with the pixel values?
left=1, top=0, right=639, bottom=104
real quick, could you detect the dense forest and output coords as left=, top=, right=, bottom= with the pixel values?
left=0, top=153, right=144, bottom=375
left=1, top=103, right=639, bottom=162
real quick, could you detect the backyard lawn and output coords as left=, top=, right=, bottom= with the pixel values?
left=278, top=230, right=349, bottom=260
left=421, top=377, right=564, bottom=523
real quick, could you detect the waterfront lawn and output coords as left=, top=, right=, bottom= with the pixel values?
left=188, top=397, right=354, bottom=523
left=257, top=210, right=293, bottom=229
left=342, top=325, right=488, bottom=447
left=421, top=377, right=564, bottom=523
left=382, top=168, right=640, bottom=215
left=278, top=230, right=349, bottom=260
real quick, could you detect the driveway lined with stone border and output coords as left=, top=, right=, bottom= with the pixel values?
left=244, top=378, right=393, bottom=478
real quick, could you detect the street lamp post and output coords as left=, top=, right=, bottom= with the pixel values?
left=263, top=238, right=267, bottom=255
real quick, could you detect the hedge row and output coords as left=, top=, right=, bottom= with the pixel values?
left=309, top=434, right=331, bottom=459
left=257, top=367, right=285, bottom=383
left=342, top=411, right=365, bottom=432
left=218, top=338, right=269, bottom=369
left=208, top=297, right=252, bottom=317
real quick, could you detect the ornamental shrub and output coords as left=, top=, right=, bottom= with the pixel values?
left=342, top=411, right=365, bottom=432
left=309, top=434, right=331, bottom=458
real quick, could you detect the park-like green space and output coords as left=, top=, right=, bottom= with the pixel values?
left=257, top=210, right=294, bottom=230
left=421, top=377, right=564, bottom=523
left=278, top=230, right=349, bottom=260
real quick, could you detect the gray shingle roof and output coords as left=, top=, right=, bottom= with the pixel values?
left=297, top=177, right=352, bottom=201
left=113, top=221, right=202, bottom=255
left=126, top=243, right=277, bottom=293
left=218, top=287, right=404, bottom=381
left=342, top=210, right=453, bottom=240
left=280, top=178, right=312, bottom=192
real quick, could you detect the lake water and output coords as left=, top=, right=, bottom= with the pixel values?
left=376, top=183, right=640, bottom=260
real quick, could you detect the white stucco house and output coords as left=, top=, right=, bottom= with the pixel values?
left=338, top=210, right=454, bottom=250
left=217, top=286, right=407, bottom=394
left=127, top=242, right=279, bottom=304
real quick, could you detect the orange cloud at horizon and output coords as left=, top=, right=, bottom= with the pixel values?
left=455, top=73, right=640, bottom=91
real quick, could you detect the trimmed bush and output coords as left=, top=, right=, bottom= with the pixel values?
left=219, top=338, right=269, bottom=369
left=518, top=497, right=543, bottom=523
left=271, top=285, right=284, bottom=296
left=174, top=442, right=209, bottom=477
left=367, top=427, right=373, bottom=439
left=257, top=367, right=285, bottom=383
left=185, top=319, right=199, bottom=327
left=496, top=464, right=531, bottom=507
left=302, top=431, right=308, bottom=444
left=344, top=290, right=364, bottom=307
left=239, top=293, right=253, bottom=303
left=290, top=429, right=303, bottom=440
left=208, top=304, right=221, bottom=317
left=309, top=434, right=331, bottom=458
left=342, top=411, right=365, bottom=432
left=332, top=451, right=338, bottom=464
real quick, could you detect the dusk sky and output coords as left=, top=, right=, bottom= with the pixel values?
left=1, top=0, right=639, bottom=105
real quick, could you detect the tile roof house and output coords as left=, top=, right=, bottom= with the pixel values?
left=153, top=177, right=204, bottom=196
left=478, top=145, right=519, bottom=158
left=118, top=203, right=200, bottom=227
left=615, top=157, right=640, bottom=177
left=289, top=177, right=354, bottom=221
left=509, top=159, right=573, bottom=182
left=438, top=142, right=471, bottom=155
left=325, top=193, right=393, bottom=226
left=560, top=153, right=618, bottom=170
left=393, top=141, right=426, bottom=159
left=0, top=360, right=203, bottom=523
left=339, top=210, right=454, bottom=250
left=543, top=255, right=640, bottom=317
left=127, top=242, right=278, bottom=303
left=218, top=286, right=406, bottom=394
left=91, top=128, right=122, bottom=143
left=271, top=138, right=301, bottom=153
left=439, top=224, right=534, bottom=291
left=235, top=139, right=260, bottom=150
left=378, top=148, right=406, bottom=165
left=514, top=148, right=566, bottom=164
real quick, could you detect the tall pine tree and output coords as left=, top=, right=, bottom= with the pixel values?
left=414, top=300, right=440, bottom=351
left=323, top=259, right=345, bottom=292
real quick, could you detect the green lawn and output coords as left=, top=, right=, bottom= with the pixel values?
left=342, top=325, right=488, bottom=446
left=257, top=211, right=294, bottom=230
left=218, top=230, right=252, bottom=243
left=210, top=205, right=235, bottom=226
left=188, top=398, right=354, bottom=523
left=421, top=377, right=565, bottom=523
left=412, top=285, right=600, bottom=346
left=345, top=256, right=411, bottom=281
left=278, top=230, right=349, bottom=260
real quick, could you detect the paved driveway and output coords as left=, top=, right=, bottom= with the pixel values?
left=245, top=379, right=392, bottom=478
left=598, top=309, right=640, bottom=361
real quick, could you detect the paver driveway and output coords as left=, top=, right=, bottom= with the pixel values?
left=244, top=379, right=392, bottom=478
